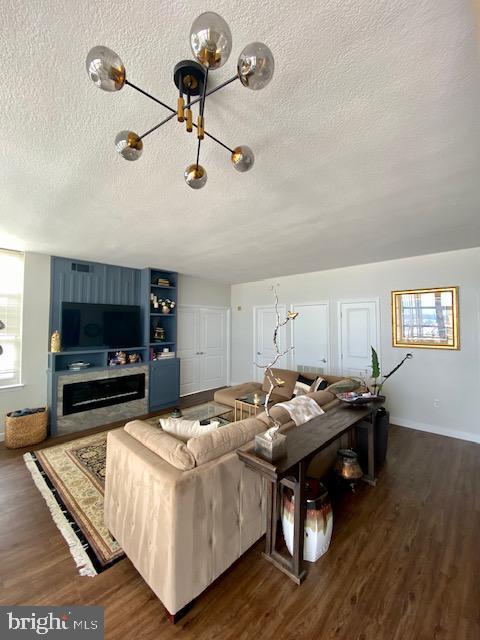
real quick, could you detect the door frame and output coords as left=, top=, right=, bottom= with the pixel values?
left=336, top=298, right=381, bottom=376
left=178, top=304, right=231, bottom=394
left=288, top=301, right=331, bottom=372
left=252, top=304, right=287, bottom=382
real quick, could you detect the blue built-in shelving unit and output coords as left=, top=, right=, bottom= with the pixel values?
left=140, top=268, right=180, bottom=410
left=47, top=257, right=180, bottom=434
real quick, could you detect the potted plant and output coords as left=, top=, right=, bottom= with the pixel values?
left=370, top=347, right=413, bottom=398
left=159, top=299, right=176, bottom=315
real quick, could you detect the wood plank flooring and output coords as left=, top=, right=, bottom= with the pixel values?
left=0, top=398, right=479, bottom=640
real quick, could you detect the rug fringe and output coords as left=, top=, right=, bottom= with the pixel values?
left=23, top=452, right=97, bottom=577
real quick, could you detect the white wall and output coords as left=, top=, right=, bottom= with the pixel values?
left=178, top=274, right=231, bottom=308
left=0, top=252, right=51, bottom=439
left=231, top=247, right=480, bottom=443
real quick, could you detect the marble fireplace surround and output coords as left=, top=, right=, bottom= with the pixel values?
left=56, top=365, right=149, bottom=436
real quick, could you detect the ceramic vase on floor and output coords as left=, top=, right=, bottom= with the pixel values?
left=281, top=478, right=333, bottom=562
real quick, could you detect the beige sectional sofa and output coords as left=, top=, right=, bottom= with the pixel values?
left=104, top=370, right=359, bottom=618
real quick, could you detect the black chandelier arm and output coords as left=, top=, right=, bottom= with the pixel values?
left=196, top=127, right=234, bottom=153
left=125, top=77, right=235, bottom=153
left=125, top=79, right=176, bottom=115
left=139, top=112, right=177, bottom=140
left=185, top=73, right=239, bottom=110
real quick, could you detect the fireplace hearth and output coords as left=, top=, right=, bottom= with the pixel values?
left=63, top=373, right=145, bottom=416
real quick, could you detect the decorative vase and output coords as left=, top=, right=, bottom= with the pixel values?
left=161, top=306, right=171, bottom=315
left=50, top=330, right=61, bottom=353
left=334, top=448, right=363, bottom=480
left=281, top=479, right=333, bottom=562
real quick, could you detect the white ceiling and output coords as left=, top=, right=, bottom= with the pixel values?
left=1, top=0, right=479, bottom=283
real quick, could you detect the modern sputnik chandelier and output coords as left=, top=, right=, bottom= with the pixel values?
left=85, top=12, right=274, bottom=189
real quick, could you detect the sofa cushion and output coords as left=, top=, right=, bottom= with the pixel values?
left=325, top=378, right=361, bottom=394
left=187, top=417, right=265, bottom=466
left=261, top=368, right=298, bottom=399
left=305, top=389, right=336, bottom=406
left=159, top=417, right=219, bottom=443
left=256, top=406, right=292, bottom=427
left=214, top=382, right=262, bottom=408
left=124, top=420, right=195, bottom=471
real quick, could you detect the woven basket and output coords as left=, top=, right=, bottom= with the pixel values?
left=4, top=409, right=48, bottom=449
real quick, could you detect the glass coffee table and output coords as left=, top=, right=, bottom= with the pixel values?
left=234, top=392, right=269, bottom=421
left=181, top=401, right=233, bottom=425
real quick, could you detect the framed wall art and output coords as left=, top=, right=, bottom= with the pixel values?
left=391, top=287, right=459, bottom=350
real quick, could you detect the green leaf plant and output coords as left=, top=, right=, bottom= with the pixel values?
left=370, top=346, right=413, bottom=396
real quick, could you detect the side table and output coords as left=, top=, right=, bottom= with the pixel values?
left=237, top=403, right=380, bottom=584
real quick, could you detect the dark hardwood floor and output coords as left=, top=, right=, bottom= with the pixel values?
left=1, top=396, right=479, bottom=639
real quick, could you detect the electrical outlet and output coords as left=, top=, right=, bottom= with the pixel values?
left=433, top=399, right=440, bottom=408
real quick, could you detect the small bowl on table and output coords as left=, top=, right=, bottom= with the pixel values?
left=336, top=391, right=374, bottom=407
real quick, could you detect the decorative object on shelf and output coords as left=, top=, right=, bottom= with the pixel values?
left=85, top=12, right=274, bottom=189
left=67, top=361, right=92, bottom=371
left=155, top=277, right=170, bottom=287
left=128, top=353, right=141, bottom=364
left=281, top=479, right=333, bottom=562
left=370, top=346, right=413, bottom=397
left=254, top=286, right=299, bottom=461
left=335, top=448, right=363, bottom=481
left=171, top=407, right=183, bottom=418
left=109, top=351, right=128, bottom=366
left=153, top=326, right=166, bottom=342
left=391, top=287, right=459, bottom=350
left=50, top=330, right=61, bottom=353
left=159, top=299, right=176, bottom=315
left=153, top=350, right=176, bottom=360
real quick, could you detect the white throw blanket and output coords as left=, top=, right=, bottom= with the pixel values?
left=275, top=395, right=325, bottom=426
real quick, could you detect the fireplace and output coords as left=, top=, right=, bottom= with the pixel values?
left=63, top=373, right=146, bottom=416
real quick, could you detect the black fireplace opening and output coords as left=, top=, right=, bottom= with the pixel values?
left=63, top=373, right=145, bottom=416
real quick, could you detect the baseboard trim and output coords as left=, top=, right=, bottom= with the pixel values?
left=391, top=416, right=480, bottom=445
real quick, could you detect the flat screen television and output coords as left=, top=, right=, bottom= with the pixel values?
left=61, top=302, right=142, bottom=349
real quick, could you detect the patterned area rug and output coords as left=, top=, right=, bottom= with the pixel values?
left=24, top=403, right=232, bottom=576
left=24, top=430, right=125, bottom=576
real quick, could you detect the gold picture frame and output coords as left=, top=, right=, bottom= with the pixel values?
left=392, top=287, right=459, bottom=350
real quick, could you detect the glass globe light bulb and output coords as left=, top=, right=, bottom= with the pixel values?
left=86, top=46, right=125, bottom=91
left=184, top=164, right=208, bottom=189
left=115, top=131, right=143, bottom=161
left=237, top=42, right=274, bottom=90
left=190, top=12, right=232, bottom=70
left=231, top=146, right=255, bottom=172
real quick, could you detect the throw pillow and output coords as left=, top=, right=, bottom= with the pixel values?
left=326, top=378, right=361, bottom=394
left=310, top=376, right=328, bottom=392
left=159, top=417, right=220, bottom=443
left=293, top=374, right=314, bottom=396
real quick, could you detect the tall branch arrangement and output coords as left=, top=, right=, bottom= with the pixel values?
left=371, top=347, right=413, bottom=396
left=255, top=287, right=298, bottom=441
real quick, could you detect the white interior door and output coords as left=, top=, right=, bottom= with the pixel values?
left=339, top=300, right=379, bottom=378
left=178, top=306, right=228, bottom=396
left=254, top=305, right=287, bottom=382
left=290, top=303, right=330, bottom=374
left=177, top=307, right=200, bottom=396
left=199, top=308, right=227, bottom=390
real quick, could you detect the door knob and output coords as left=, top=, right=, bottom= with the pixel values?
left=321, top=358, right=327, bottom=363
left=257, top=351, right=261, bottom=355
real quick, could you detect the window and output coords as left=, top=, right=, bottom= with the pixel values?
left=0, top=249, right=24, bottom=387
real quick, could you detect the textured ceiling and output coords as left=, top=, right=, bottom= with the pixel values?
left=1, top=0, right=479, bottom=283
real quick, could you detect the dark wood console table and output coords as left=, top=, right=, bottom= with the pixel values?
left=237, top=403, right=380, bottom=584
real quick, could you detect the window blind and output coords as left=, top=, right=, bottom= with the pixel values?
left=0, top=249, right=24, bottom=387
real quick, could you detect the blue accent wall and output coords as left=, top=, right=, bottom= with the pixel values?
left=49, top=256, right=141, bottom=335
